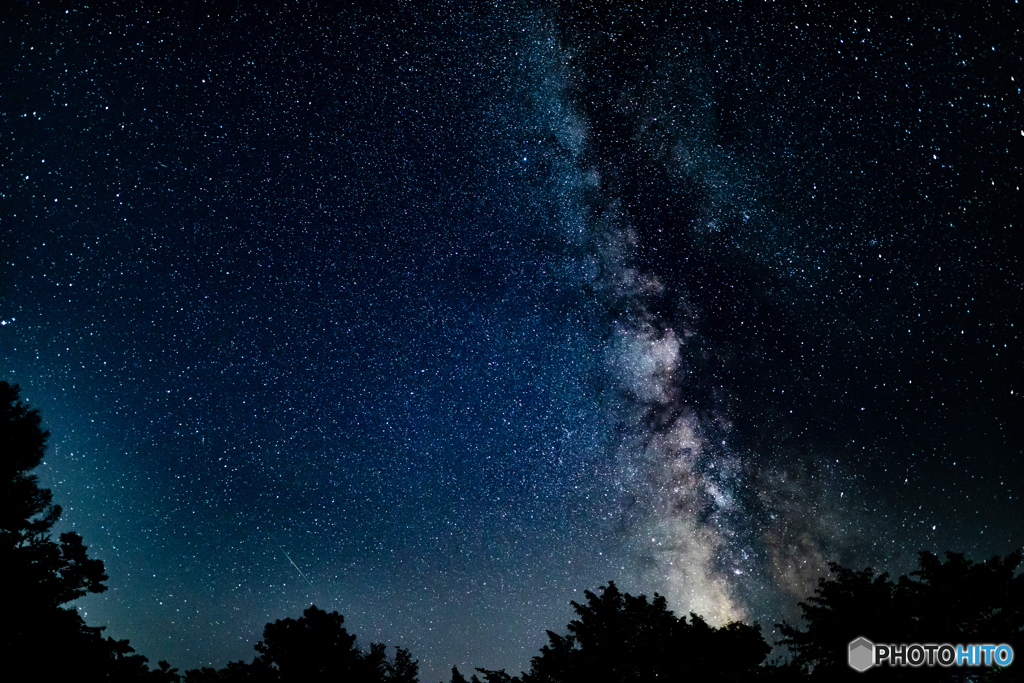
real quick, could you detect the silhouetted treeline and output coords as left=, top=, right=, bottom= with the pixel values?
left=450, top=580, right=774, bottom=683
left=181, top=606, right=418, bottom=683
left=778, top=550, right=1024, bottom=682
left=3, top=380, right=1021, bottom=682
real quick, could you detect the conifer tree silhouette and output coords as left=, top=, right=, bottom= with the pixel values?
left=1, top=381, right=176, bottom=681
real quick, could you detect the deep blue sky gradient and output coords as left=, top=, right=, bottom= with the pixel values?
left=2, top=2, right=1021, bottom=680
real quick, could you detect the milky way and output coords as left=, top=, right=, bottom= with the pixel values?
left=2, top=3, right=1021, bottom=681
left=516, top=5, right=894, bottom=627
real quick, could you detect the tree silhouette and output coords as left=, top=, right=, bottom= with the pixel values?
left=386, top=644, right=420, bottom=683
left=778, top=550, right=1024, bottom=681
left=777, top=563, right=902, bottom=679
left=447, top=667, right=515, bottom=683
left=1, top=382, right=108, bottom=610
left=255, top=606, right=380, bottom=681
left=903, top=550, right=1024, bottom=649
left=187, top=605, right=419, bottom=682
left=182, top=659, right=273, bottom=683
left=520, top=580, right=771, bottom=682
left=0, top=381, right=178, bottom=681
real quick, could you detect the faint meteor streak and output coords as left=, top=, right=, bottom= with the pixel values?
left=279, top=546, right=316, bottom=592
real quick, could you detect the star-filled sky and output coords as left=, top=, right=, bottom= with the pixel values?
left=2, top=1, right=1022, bottom=680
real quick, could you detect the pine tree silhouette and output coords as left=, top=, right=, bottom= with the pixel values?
left=1, top=381, right=175, bottom=681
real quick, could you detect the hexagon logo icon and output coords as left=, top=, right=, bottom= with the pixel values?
left=849, top=637, right=874, bottom=672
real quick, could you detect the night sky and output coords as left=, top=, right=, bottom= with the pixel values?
left=2, top=1, right=1022, bottom=680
